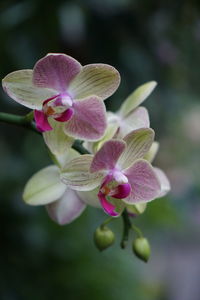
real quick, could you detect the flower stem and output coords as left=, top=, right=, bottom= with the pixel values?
left=0, top=112, right=38, bottom=133
left=0, top=112, right=90, bottom=155
left=131, top=224, right=143, bottom=238
left=120, top=210, right=132, bottom=249
left=100, top=217, right=115, bottom=229
left=72, top=140, right=90, bottom=155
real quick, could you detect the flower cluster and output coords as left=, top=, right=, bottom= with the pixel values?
left=2, top=53, right=170, bottom=225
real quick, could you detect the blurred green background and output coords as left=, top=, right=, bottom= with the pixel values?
left=1, top=1, right=200, bottom=299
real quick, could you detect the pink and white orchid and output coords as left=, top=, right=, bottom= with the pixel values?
left=61, top=128, right=168, bottom=217
left=2, top=53, right=120, bottom=140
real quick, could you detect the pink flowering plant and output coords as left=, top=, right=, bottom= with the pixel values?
left=3, top=53, right=120, bottom=140
left=0, top=53, right=170, bottom=262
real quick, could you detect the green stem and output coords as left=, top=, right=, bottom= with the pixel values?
left=0, top=112, right=38, bottom=133
left=24, top=111, right=34, bottom=122
left=100, top=217, right=115, bottom=229
left=0, top=112, right=91, bottom=155
left=120, top=210, right=132, bottom=249
left=131, top=224, right=143, bottom=238
left=72, top=140, right=90, bottom=155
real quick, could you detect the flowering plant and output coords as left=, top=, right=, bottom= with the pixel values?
left=0, top=53, right=170, bottom=262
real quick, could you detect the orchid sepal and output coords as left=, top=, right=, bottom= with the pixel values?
left=23, top=165, right=66, bottom=206
left=119, top=81, right=157, bottom=118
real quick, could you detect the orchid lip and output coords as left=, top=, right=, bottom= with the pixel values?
left=100, top=182, right=131, bottom=199
left=42, top=93, right=73, bottom=119
left=98, top=172, right=131, bottom=216
left=54, top=108, right=74, bottom=122
left=98, top=191, right=119, bottom=217
left=110, top=183, right=131, bottom=199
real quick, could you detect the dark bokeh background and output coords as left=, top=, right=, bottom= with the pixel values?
left=1, top=1, right=200, bottom=299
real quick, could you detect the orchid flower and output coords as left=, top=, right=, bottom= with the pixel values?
left=61, top=128, right=167, bottom=217
left=2, top=53, right=120, bottom=140
left=84, top=81, right=157, bottom=153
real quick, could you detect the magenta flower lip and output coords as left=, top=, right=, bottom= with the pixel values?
left=98, top=175, right=131, bottom=216
left=34, top=93, right=75, bottom=132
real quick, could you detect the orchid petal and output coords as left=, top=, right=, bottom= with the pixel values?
left=2, top=70, right=56, bottom=109
left=123, top=159, right=161, bottom=204
left=68, top=63, right=120, bottom=100
left=33, top=53, right=81, bottom=92
left=46, top=188, right=86, bottom=225
left=98, top=192, right=119, bottom=217
left=43, top=118, right=76, bottom=167
left=34, top=110, right=52, bottom=132
left=90, top=140, right=126, bottom=173
left=43, top=118, right=75, bottom=166
left=77, top=188, right=101, bottom=208
left=64, top=96, right=107, bottom=141
left=119, top=81, right=157, bottom=117
left=61, top=155, right=103, bottom=191
left=58, top=148, right=80, bottom=169
left=144, top=141, right=159, bottom=163
left=118, top=107, right=150, bottom=138
left=118, top=128, right=154, bottom=170
left=154, top=167, right=171, bottom=197
left=23, top=166, right=66, bottom=205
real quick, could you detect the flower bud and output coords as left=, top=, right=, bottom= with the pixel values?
left=94, top=226, right=115, bottom=251
left=132, top=237, right=151, bottom=262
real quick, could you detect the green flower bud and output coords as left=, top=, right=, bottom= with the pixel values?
left=132, top=237, right=151, bottom=262
left=94, top=226, right=115, bottom=251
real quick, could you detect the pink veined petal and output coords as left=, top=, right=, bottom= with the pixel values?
left=46, top=188, right=86, bottom=225
left=123, top=159, right=161, bottom=204
left=68, top=63, right=120, bottom=100
left=54, top=108, right=74, bottom=122
left=111, top=183, right=131, bottom=199
left=33, top=53, right=82, bottom=92
left=90, top=140, right=126, bottom=173
left=34, top=110, right=52, bottom=132
left=63, top=96, right=107, bottom=140
left=98, top=191, right=119, bottom=217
